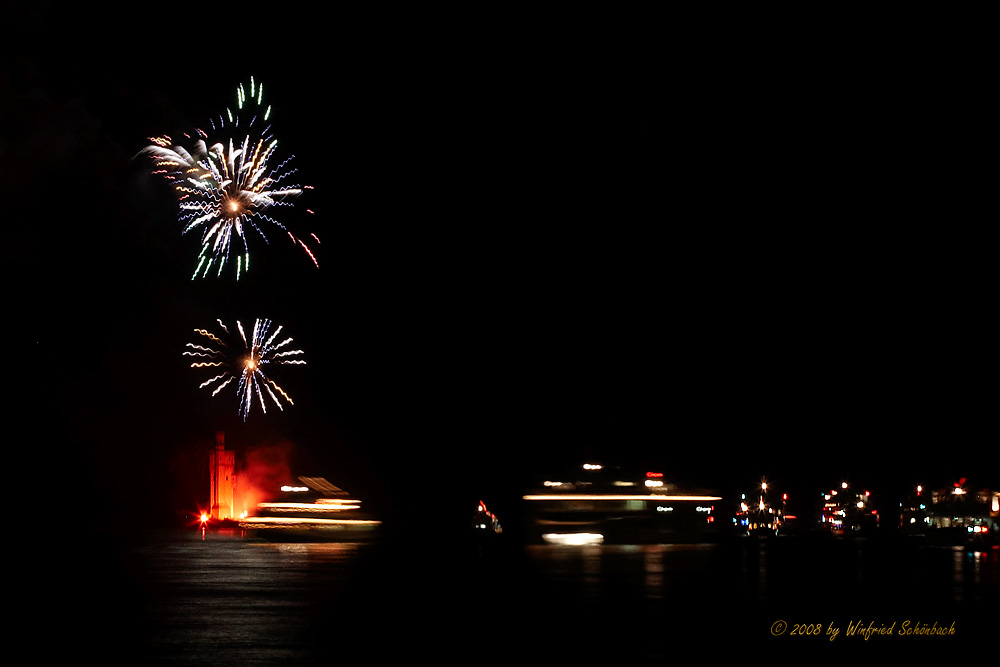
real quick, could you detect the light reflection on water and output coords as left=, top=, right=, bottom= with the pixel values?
left=128, top=532, right=998, bottom=663
left=524, top=540, right=1000, bottom=603
left=137, top=532, right=372, bottom=666
left=951, top=545, right=997, bottom=601
left=526, top=542, right=726, bottom=603
left=517, top=540, right=999, bottom=659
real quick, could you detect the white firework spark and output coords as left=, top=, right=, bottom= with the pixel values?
left=184, top=317, right=306, bottom=419
left=143, top=77, right=318, bottom=279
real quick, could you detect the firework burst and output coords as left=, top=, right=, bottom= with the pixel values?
left=143, top=77, right=319, bottom=279
left=184, top=318, right=306, bottom=419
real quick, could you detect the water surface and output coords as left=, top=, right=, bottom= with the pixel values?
left=51, top=530, right=999, bottom=663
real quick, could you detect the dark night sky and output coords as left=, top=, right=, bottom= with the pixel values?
left=4, top=7, right=995, bottom=537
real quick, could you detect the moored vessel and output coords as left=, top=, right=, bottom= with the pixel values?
left=734, top=480, right=786, bottom=537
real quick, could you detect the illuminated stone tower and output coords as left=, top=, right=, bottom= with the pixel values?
left=209, top=431, right=236, bottom=520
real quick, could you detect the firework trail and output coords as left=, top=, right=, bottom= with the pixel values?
left=142, top=77, right=319, bottom=279
left=184, top=318, right=306, bottom=420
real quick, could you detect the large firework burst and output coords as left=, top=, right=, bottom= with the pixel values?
left=143, top=77, right=318, bottom=279
left=184, top=318, right=306, bottom=419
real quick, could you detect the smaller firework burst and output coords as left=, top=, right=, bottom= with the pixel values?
left=184, top=318, right=305, bottom=419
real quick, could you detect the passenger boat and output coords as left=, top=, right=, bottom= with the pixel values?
left=899, top=480, right=998, bottom=547
left=522, top=463, right=723, bottom=544
left=239, top=476, right=381, bottom=542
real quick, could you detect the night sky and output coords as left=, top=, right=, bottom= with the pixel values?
left=5, top=7, right=994, bottom=541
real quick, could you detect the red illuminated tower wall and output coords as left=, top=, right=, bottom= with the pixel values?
left=209, top=432, right=236, bottom=520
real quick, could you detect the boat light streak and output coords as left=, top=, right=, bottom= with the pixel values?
left=523, top=494, right=723, bottom=501
left=542, top=533, right=604, bottom=545
left=239, top=517, right=380, bottom=526
left=257, top=501, right=360, bottom=512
